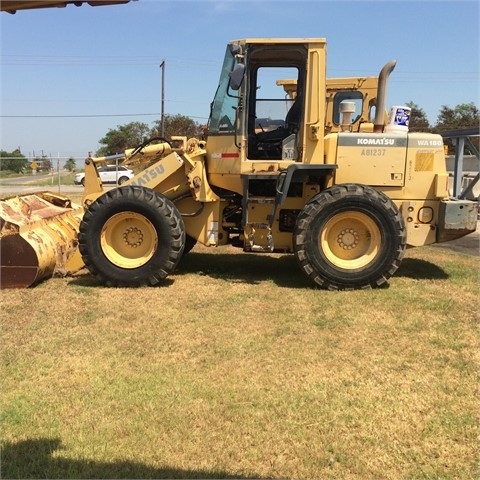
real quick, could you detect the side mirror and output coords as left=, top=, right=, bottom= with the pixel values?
left=229, top=44, right=242, bottom=56
left=229, top=63, right=245, bottom=91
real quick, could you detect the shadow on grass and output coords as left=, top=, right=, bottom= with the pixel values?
left=69, top=274, right=176, bottom=289
left=68, top=251, right=311, bottom=289
left=176, top=251, right=312, bottom=288
left=396, top=257, right=449, bottom=280
left=68, top=251, right=449, bottom=289
left=177, top=251, right=450, bottom=284
left=1, top=438, right=260, bottom=479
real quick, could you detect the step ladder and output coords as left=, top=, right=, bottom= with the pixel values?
left=245, top=198, right=276, bottom=252
left=241, top=173, right=280, bottom=252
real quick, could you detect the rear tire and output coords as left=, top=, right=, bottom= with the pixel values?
left=78, top=186, right=185, bottom=286
left=293, top=184, right=406, bottom=290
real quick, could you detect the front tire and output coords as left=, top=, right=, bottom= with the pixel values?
left=293, top=184, right=406, bottom=290
left=78, top=186, right=185, bottom=286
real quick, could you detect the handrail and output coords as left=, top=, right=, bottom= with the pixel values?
left=440, top=127, right=479, bottom=199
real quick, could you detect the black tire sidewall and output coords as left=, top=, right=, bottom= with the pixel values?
left=79, top=186, right=185, bottom=286
left=295, top=185, right=405, bottom=289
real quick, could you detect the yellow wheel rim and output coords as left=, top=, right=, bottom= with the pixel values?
left=320, top=211, right=381, bottom=270
left=100, top=212, right=157, bottom=269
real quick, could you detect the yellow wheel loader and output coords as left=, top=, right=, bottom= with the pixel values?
left=2, top=38, right=477, bottom=289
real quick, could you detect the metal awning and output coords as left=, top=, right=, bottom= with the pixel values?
left=1, top=1, right=130, bottom=14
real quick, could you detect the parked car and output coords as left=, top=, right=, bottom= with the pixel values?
left=74, top=165, right=134, bottom=186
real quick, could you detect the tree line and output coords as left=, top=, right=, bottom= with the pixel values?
left=95, top=104, right=480, bottom=156
left=0, top=151, right=77, bottom=174
left=406, top=102, right=479, bottom=153
left=95, top=114, right=203, bottom=157
left=0, top=114, right=200, bottom=173
left=1, top=105, right=478, bottom=173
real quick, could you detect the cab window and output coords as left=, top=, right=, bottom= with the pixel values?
left=333, top=90, right=363, bottom=125
left=208, top=46, right=238, bottom=134
left=248, top=65, right=303, bottom=159
left=253, top=67, right=298, bottom=133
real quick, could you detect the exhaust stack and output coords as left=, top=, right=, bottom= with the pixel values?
left=374, top=60, right=397, bottom=133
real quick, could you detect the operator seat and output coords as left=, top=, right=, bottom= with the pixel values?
left=252, top=93, right=303, bottom=158
left=284, top=93, right=302, bottom=132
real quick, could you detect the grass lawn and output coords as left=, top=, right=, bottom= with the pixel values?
left=0, top=171, right=76, bottom=186
left=1, top=242, right=479, bottom=479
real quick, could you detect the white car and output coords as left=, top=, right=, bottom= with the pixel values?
left=74, top=165, right=134, bottom=186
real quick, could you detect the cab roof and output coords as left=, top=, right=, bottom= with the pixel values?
left=230, top=38, right=327, bottom=45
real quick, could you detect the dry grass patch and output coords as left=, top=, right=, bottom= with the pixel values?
left=1, top=243, right=479, bottom=479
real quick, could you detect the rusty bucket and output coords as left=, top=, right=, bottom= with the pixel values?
left=0, top=192, right=84, bottom=288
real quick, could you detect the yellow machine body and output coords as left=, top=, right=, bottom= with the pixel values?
left=76, top=38, right=476, bottom=291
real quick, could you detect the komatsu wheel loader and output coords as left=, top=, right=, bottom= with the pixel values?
left=1, top=38, right=477, bottom=289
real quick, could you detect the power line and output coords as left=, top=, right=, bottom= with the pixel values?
left=1, top=113, right=209, bottom=120
left=1, top=113, right=159, bottom=118
left=0, top=54, right=221, bottom=69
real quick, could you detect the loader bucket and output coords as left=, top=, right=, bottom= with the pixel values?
left=0, top=192, right=84, bottom=288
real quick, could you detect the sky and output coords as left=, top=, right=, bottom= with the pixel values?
left=1, top=0, right=479, bottom=162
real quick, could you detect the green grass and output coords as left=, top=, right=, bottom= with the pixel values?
left=33, top=172, right=76, bottom=186
left=0, top=171, right=76, bottom=186
left=1, top=244, right=479, bottom=479
left=0, top=170, right=25, bottom=179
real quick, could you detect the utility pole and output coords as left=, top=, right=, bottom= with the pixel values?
left=160, top=59, right=165, bottom=137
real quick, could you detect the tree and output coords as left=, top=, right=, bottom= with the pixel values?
left=64, top=157, right=76, bottom=172
left=0, top=149, right=29, bottom=173
left=434, top=102, right=479, bottom=154
left=96, top=116, right=204, bottom=158
left=434, top=102, right=479, bottom=131
left=150, top=114, right=204, bottom=140
left=96, top=122, right=150, bottom=156
left=405, top=101, right=431, bottom=132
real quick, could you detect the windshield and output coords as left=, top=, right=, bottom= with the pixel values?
left=208, top=45, right=239, bottom=134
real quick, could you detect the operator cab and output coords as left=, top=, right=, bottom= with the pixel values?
left=208, top=41, right=307, bottom=162
left=246, top=56, right=305, bottom=160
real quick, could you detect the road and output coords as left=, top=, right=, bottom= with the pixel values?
left=431, top=221, right=479, bottom=256
left=0, top=173, right=94, bottom=195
